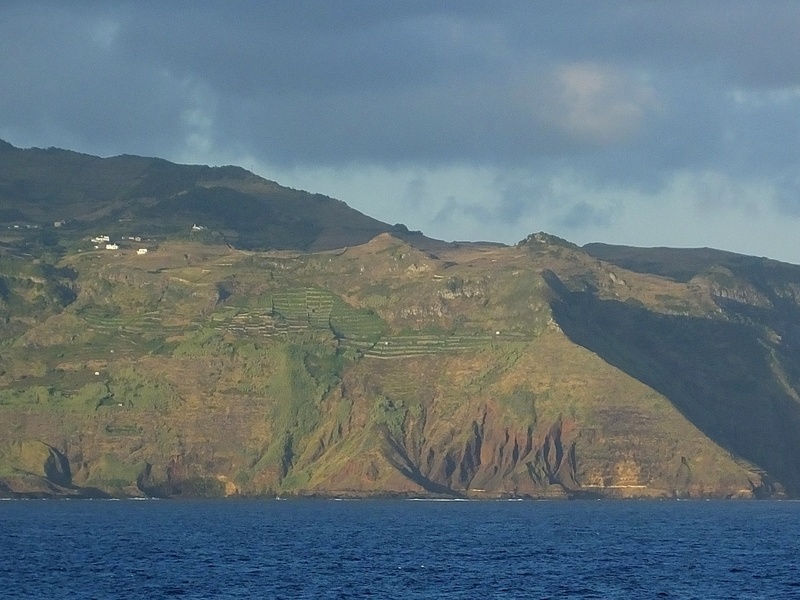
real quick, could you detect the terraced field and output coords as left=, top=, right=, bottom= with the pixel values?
left=221, top=308, right=286, bottom=337
left=79, top=308, right=196, bottom=335
left=211, top=286, right=534, bottom=359
left=362, top=331, right=528, bottom=359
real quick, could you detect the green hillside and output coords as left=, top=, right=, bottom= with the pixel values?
left=2, top=143, right=800, bottom=499
left=0, top=140, right=408, bottom=252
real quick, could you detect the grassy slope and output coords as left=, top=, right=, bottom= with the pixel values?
left=1, top=234, right=791, bottom=499
left=3, top=142, right=800, bottom=498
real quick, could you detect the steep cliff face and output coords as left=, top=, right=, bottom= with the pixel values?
left=0, top=440, right=107, bottom=498
left=1, top=233, right=798, bottom=499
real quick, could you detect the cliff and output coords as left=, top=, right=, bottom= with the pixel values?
left=2, top=143, right=800, bottom=499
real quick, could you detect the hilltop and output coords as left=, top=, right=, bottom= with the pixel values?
left=2, top=142, right=800, bottom=499
left=0, top=140, right=424, bottom=252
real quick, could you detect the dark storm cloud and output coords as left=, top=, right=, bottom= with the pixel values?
left=2, top=1, right=800, bottom=224
left=558, top=202, right=616, bottom=231
left=0, top=2, right=195, bottom=156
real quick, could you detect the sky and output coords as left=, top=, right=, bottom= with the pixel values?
left=2, top=2, right=800, bottom=262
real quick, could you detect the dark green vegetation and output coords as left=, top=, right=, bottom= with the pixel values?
left=0, top=139, right=415, bottom=253
left=2, top=141, right=800, bottom=499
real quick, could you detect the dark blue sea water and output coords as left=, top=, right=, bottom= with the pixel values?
left=2, top=499, right=799, bottom=599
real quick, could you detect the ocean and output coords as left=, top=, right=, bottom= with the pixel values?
left=1, top=499, right=798, bottom=599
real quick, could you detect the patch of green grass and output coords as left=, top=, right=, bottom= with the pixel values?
left=279, top=469, right=312, bottom=489
left=173, top=327, right=234, bottom=358
left=0, top=385, right=59, bottom=406
left=66, top=382, right=112, bottom=410
left=372, top=395, right=408, bottom=440
left=330, top=299, right=387, bottom=341
left=84, top=454, right=143, bottom=489
left=252, top=342, right=346, bottom=479
left=497, top=386, right=537, bottom=423
left=108, top=367, right=178, bottom=410
left=104, top=424, right=143, bottom=436
left=655, top=294, right=693, bottom=314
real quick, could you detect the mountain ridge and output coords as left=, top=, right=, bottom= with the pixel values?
left=2, top=141, right=800, bottom=499
left=0, top=139, right=426, bottom=252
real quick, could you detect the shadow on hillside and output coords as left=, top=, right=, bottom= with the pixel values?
left=546, top=273, right=800, bottom=496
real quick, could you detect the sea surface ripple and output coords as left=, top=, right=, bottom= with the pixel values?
left=1, top=499, right=799, bottom=599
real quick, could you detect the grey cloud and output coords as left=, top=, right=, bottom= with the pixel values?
left=557, top=202, right=615, bottom=231
left=432, top=193, right=502, bottom=236
left=2, top=1, right=800, bottom=228
left=774, top=176, right=800, bottom=217
left=403, top=177, right=427, bottom=210
left=429, top=173, right=617, bottom=242
left=491, top=173, right=619, bottom=233
left=510, top=2, right=800, bottom=88
left=0, top=4, right=192, bottom=157
left=491, top=175, right=551, bottom=225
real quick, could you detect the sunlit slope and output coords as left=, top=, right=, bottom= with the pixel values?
left=3, top=233, right=796, bottom=498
